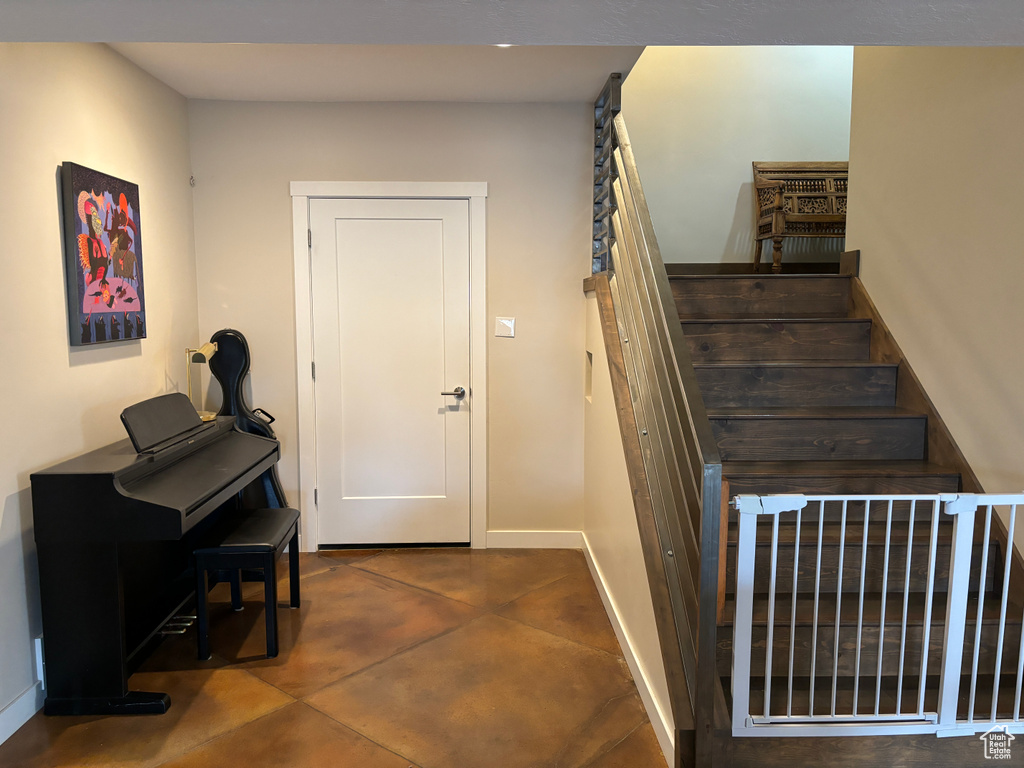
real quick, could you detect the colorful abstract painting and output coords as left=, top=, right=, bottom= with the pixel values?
left=61, top=162, right=146, bottom=345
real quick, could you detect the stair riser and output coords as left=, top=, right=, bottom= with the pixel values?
left=724, top=542, right=996, bottom=595
left=726, top=474, right=961, bottom=495
left=682, top=320, right=871, bottom=362
left=711, top=417, right=927, bottom=461
left=672, top=276, right=851, bottom=318
left=718, top=623, right=1022, bottom=679
left=696, top=365, right=897, bottom=409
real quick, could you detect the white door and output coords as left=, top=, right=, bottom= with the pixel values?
left=310, top=198, right=471, bottom=545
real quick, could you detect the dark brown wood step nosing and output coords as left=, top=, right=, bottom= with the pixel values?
left=709, top=407, right=925, bottom=420
left=682, top=318, right=869, bottom=326
left=668, top=273, right=850, bottom=281
left=680, top=312, right=852, bottom=320
left=695, top=362, right=898, bottom=371
left=722, top=461, right=959, bottom=478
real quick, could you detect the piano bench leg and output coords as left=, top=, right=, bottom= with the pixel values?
left=288, top=527, right=301, bottom=609
left=230, top=569, right=243, bottom=611
left=195, top=564, right=212, bottom=661
left=264, top=554, right=279, bottom=658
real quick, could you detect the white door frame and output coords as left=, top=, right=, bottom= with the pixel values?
left=290, top=181, right=488, bottom=551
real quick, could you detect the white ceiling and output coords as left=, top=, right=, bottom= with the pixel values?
left=3, top=0, right=1022, bottom=46
left=108, top=44, right=644, bottom=102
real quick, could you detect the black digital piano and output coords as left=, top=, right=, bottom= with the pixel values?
left=30, top=393, right=280, bottom=715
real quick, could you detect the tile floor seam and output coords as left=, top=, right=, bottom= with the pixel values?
left=298, top=610, right=487, bottom=699
left=575, top=720, right=648, bottom=768
left=321, top=550, right=386, bottom=567
left=172, top=700, right=422, bottom=768
left=201, top=565, right=483, bottom=701
left=550, top=691, right=637, bottom=768
left=483, top=569, right=586, bottom=612
left=344, top=561, right=498, bottom=610
left=146, top=697, right=296, bottom=768
left=286, top=701, right=424, bottom=768
left=349, top=558, right=576, bottom=610
left=494, top=609, right=630, bottom=662
left=494, top=571, right=576, bottom=608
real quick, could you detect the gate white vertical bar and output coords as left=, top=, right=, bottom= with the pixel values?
left=788, top=506, right=801, bottom=717
left=732, top=496, right=762, bottom=734
left=1015, top=508, right=1024, bottom=723
left=765, top=513, right=781, bottom=718
left=809, top=501, right=824, bottom=717
left=832, top=500, right=848, bottom=717
left=969, top=506, right=994, bottom=723
left=897, top=500, right=916, bottom=716
left=854, top=502, right=871, bottom=714
left=876, top=499, right=893, bottom=715
left=992, top=505, right=1016, bottom=722
left=918, top=499, right=942, bottom=716
left=937, top=494, right=977, bottom=727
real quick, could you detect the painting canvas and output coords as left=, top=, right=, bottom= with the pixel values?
left=61, top=162, right=146, bottom=345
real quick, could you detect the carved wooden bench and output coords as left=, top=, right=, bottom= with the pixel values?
left=753, top=161, right=848, bottom=272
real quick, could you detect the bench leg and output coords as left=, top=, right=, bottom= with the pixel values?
left=195, top=564, right=212, bottom=661
left=288, top=528, right=301, bottom=609
left=753, top=237, right=762, bottom=266
left=230, top=569, right=243, bottom=611
left=771, top=236, right=784, bottom=273
left=264, top=555, right=279, bottom=658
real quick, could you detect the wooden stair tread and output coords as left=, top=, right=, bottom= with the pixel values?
left=718, top=593, right=1023, bottom=628
left=679, top=311, right=850, bottom=320
left=723, top=461, right=959, bottom=478
left=668, top=273, right=847, bottom=281
left=695, top=362, right=898, bottom=371
left=682, top=317, right=869, bottom=326
left=709, top=406, right=923, bottom=420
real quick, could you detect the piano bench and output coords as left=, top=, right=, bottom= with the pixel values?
left=193, top=507, right=301, bottom=661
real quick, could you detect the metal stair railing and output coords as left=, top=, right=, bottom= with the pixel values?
left=592, top=73, right=724, bottom=767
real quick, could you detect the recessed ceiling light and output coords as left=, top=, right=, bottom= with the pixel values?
left=494, top=44, right=515, bottom=48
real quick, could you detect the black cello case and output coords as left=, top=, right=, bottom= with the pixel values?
left=208, top=329, right=288, bottom=509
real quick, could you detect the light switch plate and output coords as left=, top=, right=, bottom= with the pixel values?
left=495, top=317, right=515, bottom=338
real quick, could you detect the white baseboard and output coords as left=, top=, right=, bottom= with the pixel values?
left=484, top=530, right=583, bottom=549
left=583, top=533, right=673, bottom=766
left=0, top=682, right=43, bottom=746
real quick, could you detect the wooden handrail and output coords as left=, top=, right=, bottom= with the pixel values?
left=590, top=74, right=724, bottom=768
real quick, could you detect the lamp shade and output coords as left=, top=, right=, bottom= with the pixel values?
left=190, top=342, right=218, bottom=363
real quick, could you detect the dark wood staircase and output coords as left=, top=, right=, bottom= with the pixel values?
left=673, top=272, right=962, bottom=496
left=669, top=268, right=1023, bottom=765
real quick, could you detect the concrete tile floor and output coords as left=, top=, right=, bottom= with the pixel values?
left=0, top=549, right=666, bottom=768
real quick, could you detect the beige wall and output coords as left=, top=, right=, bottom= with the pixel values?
left=622, top=46, right=853, bottom=264
left=846, top=47, right=1024, bottom=495
left=187, top=100, right=591, bottom=536
left=583, top=292, right=672, bottom=758
left=0, top=44, right=198, bottom=735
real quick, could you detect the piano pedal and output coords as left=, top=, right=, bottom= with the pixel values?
left=159, top=615, right=196, bottom=635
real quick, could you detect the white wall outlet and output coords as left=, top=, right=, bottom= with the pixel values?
left=495, top=317, right=516, bottom=338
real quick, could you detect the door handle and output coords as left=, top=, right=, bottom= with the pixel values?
left=441, top=387, right=466, bottom=399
